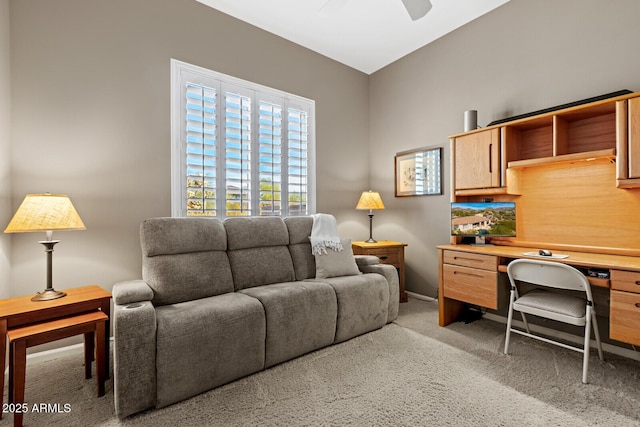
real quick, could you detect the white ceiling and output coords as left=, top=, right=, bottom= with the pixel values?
left=196, top=0, right=510, bottom=74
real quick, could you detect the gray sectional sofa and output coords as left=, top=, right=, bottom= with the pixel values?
left=112, top=216, right=399, bottom=418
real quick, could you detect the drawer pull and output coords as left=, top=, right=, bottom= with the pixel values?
left=453, top=271, right=483, bottom=279
left=636, top=303, right=640, bottom=309
left=635, top=281, right=640, bottom=286
left=454, top=256, right=482, bottom=263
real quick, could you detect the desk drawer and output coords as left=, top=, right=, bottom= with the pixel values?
left=610, top=290, right=640, bottom=346
left=364, top=248, right=400, bottom=267
left=443, top=250, right=497, bottom=271
left=610, top=270, right=640, bottom=293
left=443, top=264, right=499, bottom=309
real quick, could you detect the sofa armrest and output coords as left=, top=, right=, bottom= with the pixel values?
left=113, top=279, right=154, bottom=306
left=354, top=255, right=380, bottom=268
left=357, top=263, right=400, bottom=323
left=112, top=280, right=157, bottom=418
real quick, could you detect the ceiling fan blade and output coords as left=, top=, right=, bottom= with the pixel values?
left=401, top=0, right=432, bottom=21
left=320, top=0, right=348, bottom=15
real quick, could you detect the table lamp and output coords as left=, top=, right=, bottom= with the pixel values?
left=356, top=190, right=385, bottom=243
left=4, top=193, right=86, bottom=301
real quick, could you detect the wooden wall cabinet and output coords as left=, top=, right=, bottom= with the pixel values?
left=450, top=93, right=640, bottom=197
left=502, top=102, right=617, bottom=169
left=616, top=97, right=640, bottom=188
left=452, top=128, right=502, bottom=191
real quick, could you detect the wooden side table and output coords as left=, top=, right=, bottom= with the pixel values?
left=0, top=285, right=111, bottom=421
left=352, top=240, right=408, bottom=303
left=8, top=311, right=108, bottom=427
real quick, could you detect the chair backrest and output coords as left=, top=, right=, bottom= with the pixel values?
left=507, top=259, right=594, bottom=301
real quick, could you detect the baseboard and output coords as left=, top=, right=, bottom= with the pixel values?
left=406, top=291, right=436, bottom=302
left=3, top=337, right=114, bottom=377
left=483, top=312, right=640, bottom=362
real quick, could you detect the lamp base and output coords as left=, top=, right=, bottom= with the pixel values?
left=364, top=238, right=378, bottom=243
left=31, top=289, right=67, bottom=302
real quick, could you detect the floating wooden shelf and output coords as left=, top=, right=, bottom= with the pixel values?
left=454, top=187, right=516, bottom=197
left=508, top=148, right=616, bottom=169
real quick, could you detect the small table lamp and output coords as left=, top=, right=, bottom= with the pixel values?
left=4, top=193, right=86, bottom=301
left=356, top=190, right=385, bottom=243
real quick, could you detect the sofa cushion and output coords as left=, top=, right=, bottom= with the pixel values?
left=155, top=293, right=266, bottom=408
left=310, top=273, right=389, bottom=343
left=225, top=217, right=296, bottom=290
left=284, top=216, right=316, bottom=280
left=240, top=281, right=337, bottom=367
left=225, top=216, right=289, bottom=250
left=141, top=217, right=227, bottom=256
left=315, top=238, right=361, bottom=279
left=141, top=218, right=234, bottom=305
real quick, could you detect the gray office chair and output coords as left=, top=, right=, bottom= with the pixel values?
left=503, top=259, right=604, bottom=384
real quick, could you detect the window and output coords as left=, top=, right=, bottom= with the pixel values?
left=171, top=59, right=315, bottom=218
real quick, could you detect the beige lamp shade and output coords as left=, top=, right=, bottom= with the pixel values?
left=356, top=191, right=385, bottom=211
left=5, top=193, right=86, bottom=233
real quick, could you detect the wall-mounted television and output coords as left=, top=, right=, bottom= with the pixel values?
left=451, top=202, right=516, bottom=245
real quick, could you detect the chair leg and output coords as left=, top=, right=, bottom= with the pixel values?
left=504, top=291, right=515, bottom=355
left=582, top=308, right=593, bottom=384
left=591, top=310, right=604, bottom=361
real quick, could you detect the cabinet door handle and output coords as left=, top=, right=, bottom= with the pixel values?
left=489, top=143, right=493, bottom=173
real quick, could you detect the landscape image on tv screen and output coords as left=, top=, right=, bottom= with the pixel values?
left=451, top=202, right=516, bottom=237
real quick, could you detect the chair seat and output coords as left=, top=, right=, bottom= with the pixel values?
left=514, top=289, right=586, bottom=325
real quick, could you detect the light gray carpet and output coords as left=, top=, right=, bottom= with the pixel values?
left=2, top=298, right=639, bottom=426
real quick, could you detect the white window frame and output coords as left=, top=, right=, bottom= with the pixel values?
left=171, top=59, right=316, bottom=218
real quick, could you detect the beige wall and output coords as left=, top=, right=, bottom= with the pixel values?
left=0, top=0, right=10, bottom=298
left=8, top=0, right=640, bottom=304
left=8, top=0, right=370, bottom=299
left=369, top=0, right=640, bottom=297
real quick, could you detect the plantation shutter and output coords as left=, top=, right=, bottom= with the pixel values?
left=225, top=91, right=252, bottom=216
left=258, top=101, right=283, bottom=216
left=185, top=82, right=217, bottom=216
left=172, top=60, right=315, bottom=218
left=287, top=107, right=309, bottom=215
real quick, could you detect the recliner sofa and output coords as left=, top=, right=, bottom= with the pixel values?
left=112, top=216, right=399, bottom=418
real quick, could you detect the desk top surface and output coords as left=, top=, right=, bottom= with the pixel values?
left=0, top=285, right=111, bottom=320
left=438, top=244, right=640, bottom=272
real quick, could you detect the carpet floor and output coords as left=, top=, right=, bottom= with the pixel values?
left=2, top=298, right=639, bottom=426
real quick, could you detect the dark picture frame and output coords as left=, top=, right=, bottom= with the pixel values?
left=394, top=146, right=443, bottom=197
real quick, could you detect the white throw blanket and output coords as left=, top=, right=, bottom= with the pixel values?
left=310, top=213, right=343, bottom=255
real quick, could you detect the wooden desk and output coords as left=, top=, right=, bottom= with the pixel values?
left=353, top=241, right=408, bottom=303
left=0, top=285, right=111, bottom=420
left=437, top=245, right=640, bottom=347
